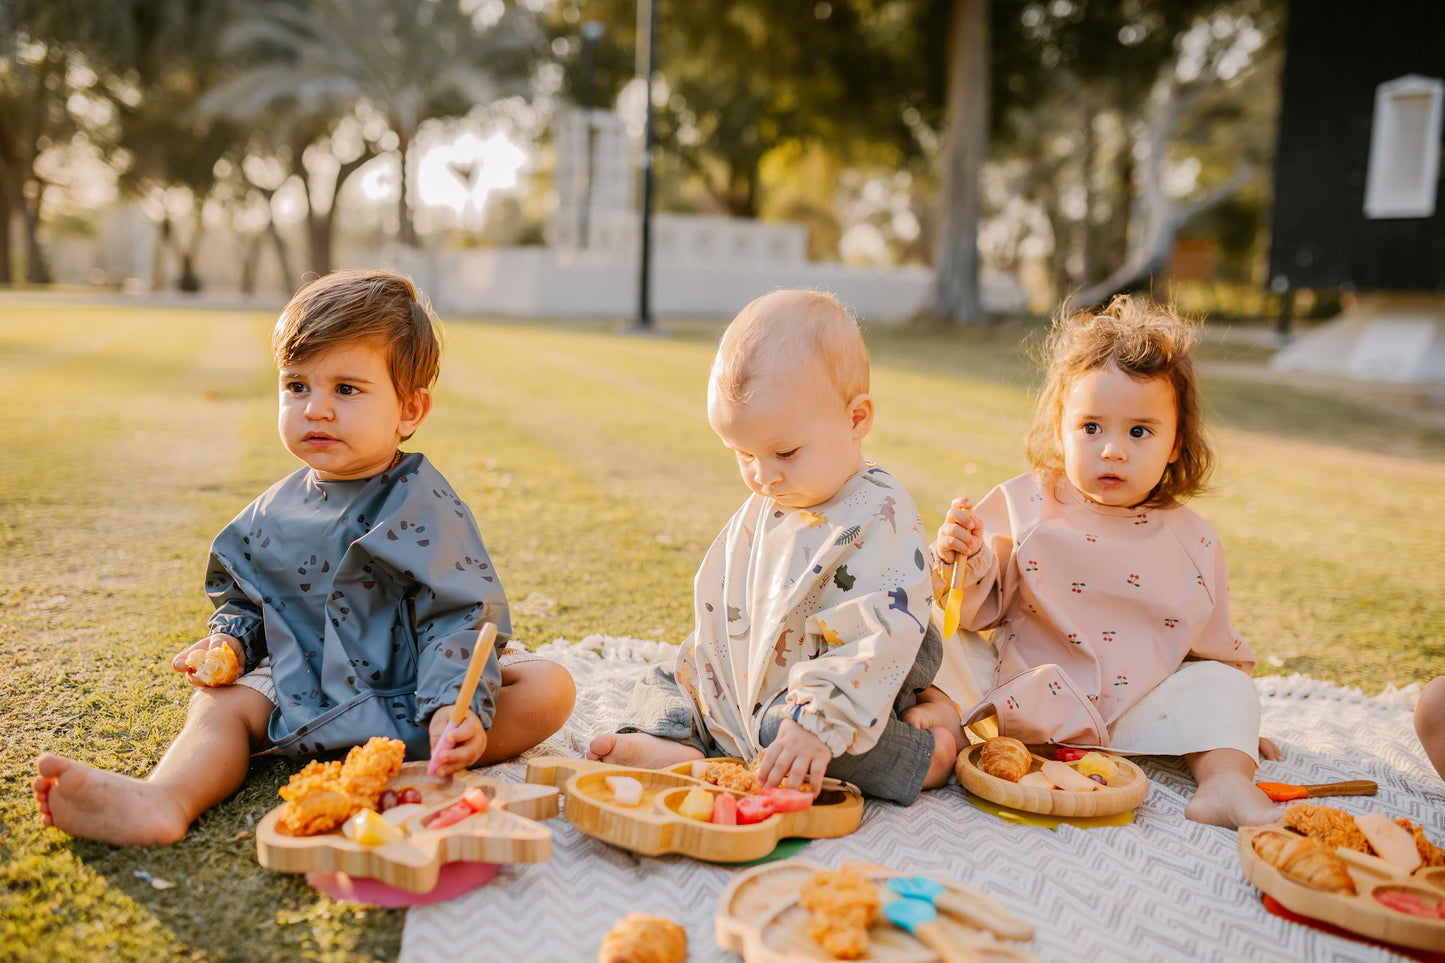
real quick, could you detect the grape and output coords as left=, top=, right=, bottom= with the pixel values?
left=1090, top=774, right=1106, bottom=784
left=399, top=786, right=423, bottom=806
left=378, top=789, right=399, bottom=811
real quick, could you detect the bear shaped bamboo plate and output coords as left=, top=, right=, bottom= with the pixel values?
left=1238, top=822, right=1445, bottom=953
left=954, top=744, right=1148, bottom=817
left=256, top=761, right=558, bottom=894
left=715, top=859, right=1039, bottom=962
left=525, top=755, right=863, bottom=863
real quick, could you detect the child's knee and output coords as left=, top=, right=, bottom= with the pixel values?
left=1417, top=677, right=1445, bottom=736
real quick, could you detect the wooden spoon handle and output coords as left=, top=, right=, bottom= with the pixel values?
left=914, top=920, right=985, bottom=963
left=1302, top=779, right=1378, bottom=797
left=448, top=622, right=498, bottom=725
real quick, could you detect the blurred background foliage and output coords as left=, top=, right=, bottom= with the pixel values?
left=1, top=0, right=1287, bottom=318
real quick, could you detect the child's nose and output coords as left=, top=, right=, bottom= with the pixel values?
left=1101, top=438, right=1126, bottom=460
left=304, top=396, right=333, bottom=419
left=753, top=459, right=782, bottom=486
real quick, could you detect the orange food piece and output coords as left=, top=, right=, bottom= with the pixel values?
left=185, top=642, right=241, bottom=686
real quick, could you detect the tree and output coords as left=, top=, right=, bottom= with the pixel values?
left=988, top=0, right=1284, bottom=308
left=0, top=0, right=149, bottom=283
left=545, top=1, right=934, bottom=220
left=199, top=0, right=542, bottom=257
left=927, top=0, right=989, bottom=324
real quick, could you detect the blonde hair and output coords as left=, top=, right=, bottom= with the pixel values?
left=709, top=290, right=868, bottom=408
left=272, top=269, right=442, bottom=403
left=1025, top=294, right=1214, bottom=505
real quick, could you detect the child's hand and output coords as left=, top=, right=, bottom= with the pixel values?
left=1259, top=736, right=1283, bottom=762
left=757, top=719, right=830, bottom=796
left=934, top=496, right=982, bottom=565
left=172, top=634, right=243, bottom=687
left=428, top=709, right=488, bottom=776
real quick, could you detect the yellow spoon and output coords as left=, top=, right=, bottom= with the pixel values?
left=941, top=506, right=971, bottom=638
left=941, top=557, right=966, bottom=638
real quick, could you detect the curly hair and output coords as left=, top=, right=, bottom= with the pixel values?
left=1024, top=294, right=1214, bottom=505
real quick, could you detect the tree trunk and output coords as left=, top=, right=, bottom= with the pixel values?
left=928, top=0, right=989, bottom=325
left=307, top=149, right=377, bottom=277
left=0, top=180, right=12, bottom=285
left=1078, top=85, right=1099, bottom=288
left=396, top=131, right=415, bottom=248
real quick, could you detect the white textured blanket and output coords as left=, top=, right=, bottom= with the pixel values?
left=400, top=639, right=1440, bottom=963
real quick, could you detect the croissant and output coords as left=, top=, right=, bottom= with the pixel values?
left=1270, top=835, right=1357, bottom=895
left=979, top=737, right=1032, bottom=782
left=1250, top=831, right=1291, bottom=866
left=597, top=912, right=686, bottom=963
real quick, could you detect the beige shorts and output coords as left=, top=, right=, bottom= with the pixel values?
left=234, top=644, right=538, bottom=707
left=1108, top=660, right=1262, bottom=762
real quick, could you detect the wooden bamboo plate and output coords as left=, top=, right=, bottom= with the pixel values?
left=954, top=745, right=1148, bottom=817
left=716, top=859, right=1039, bottom=962
left=525, top=755, right=863, bottom=863
left=1238, top=822, right=1445, bottom=953
left=256, top=761, right=558, bottom=894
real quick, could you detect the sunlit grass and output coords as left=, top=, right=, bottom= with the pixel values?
left=3, top=299, right=1443, bottom=959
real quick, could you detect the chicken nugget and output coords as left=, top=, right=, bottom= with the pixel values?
left=1282, top=802, right=1371, bottom=853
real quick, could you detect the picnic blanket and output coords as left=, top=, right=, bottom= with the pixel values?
left=399, top=637, right=1442, bottom=962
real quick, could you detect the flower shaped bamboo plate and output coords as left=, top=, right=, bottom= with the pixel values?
left=1238, top=822, right=1445, bottom=953
left=524, top=755, right=863, bottom=863
left=716, top=859, right=1039, bottom=962
left=256, top=761, right=558, bottom=894
left=954, top=745, right=1148, bottom=817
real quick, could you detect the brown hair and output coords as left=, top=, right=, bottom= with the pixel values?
left=272, top=269, right=442, bottom=403
left=709, top=289, right=868, bottom=408
left=1024, top=294, right=1214, bottom=505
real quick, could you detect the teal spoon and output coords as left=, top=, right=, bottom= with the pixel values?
left=881, top=897, right=977, bottom=963
left=887, top=876, right=1036, bottom=942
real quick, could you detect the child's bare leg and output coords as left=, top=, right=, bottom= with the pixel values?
left=1414, top=676, right=1445, bottom=780
left=1183, top=747, right=1279, bottom=829
left=922, top=727, right=959, bottom=789
left=587, top=732, right=704, bottom=768
left=33, top=684, right=273, bottom=846
left=903, top=686, right=966, bottom=752
left=477, top=660, right=577, bottom=765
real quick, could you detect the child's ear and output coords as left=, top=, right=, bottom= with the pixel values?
left=846, top=393, right=874, bottom=439
left=398, top=388, right=433, bottom=438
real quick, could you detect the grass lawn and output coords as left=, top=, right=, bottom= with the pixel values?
left=3, top=298, right=1443, bottom=961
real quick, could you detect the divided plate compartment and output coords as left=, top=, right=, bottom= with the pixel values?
left=256, top=760, right=558, bottom=894
left=525, top=755, right=863, bottom=863
left=954, top=745, right=1148, bottom=817
left=1238, top=822, right=1445, bottom=953
left=716, top=859, right=1039, bottom=962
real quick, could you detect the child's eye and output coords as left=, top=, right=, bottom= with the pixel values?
left=337, top=384, right=359, bottom=396
left=284, top=381, right=307, bottom=395
left=1081, top=423, right=1099, bottom=434
left=776, top=448, right=799, bottom=459
left=1129, top=426, right=1152, bottom=438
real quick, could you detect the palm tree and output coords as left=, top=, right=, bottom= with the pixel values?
left=198, top=0, right=541, bottom=250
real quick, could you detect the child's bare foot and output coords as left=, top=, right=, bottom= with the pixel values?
left=33, top=754, right=191, bottom=846
left=586, top=732, right=703, bottom=769
left=922, top=727, right=959, bottom=789
left=1184, top=771, right=1279, bottom=829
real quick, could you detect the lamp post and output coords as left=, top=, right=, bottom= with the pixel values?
left=633, top=0, right=657, bottom=331
left=579, top=20, right=603, bottom=251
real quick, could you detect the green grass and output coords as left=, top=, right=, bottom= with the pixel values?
left=3, top=301, right=1444, bottom=960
